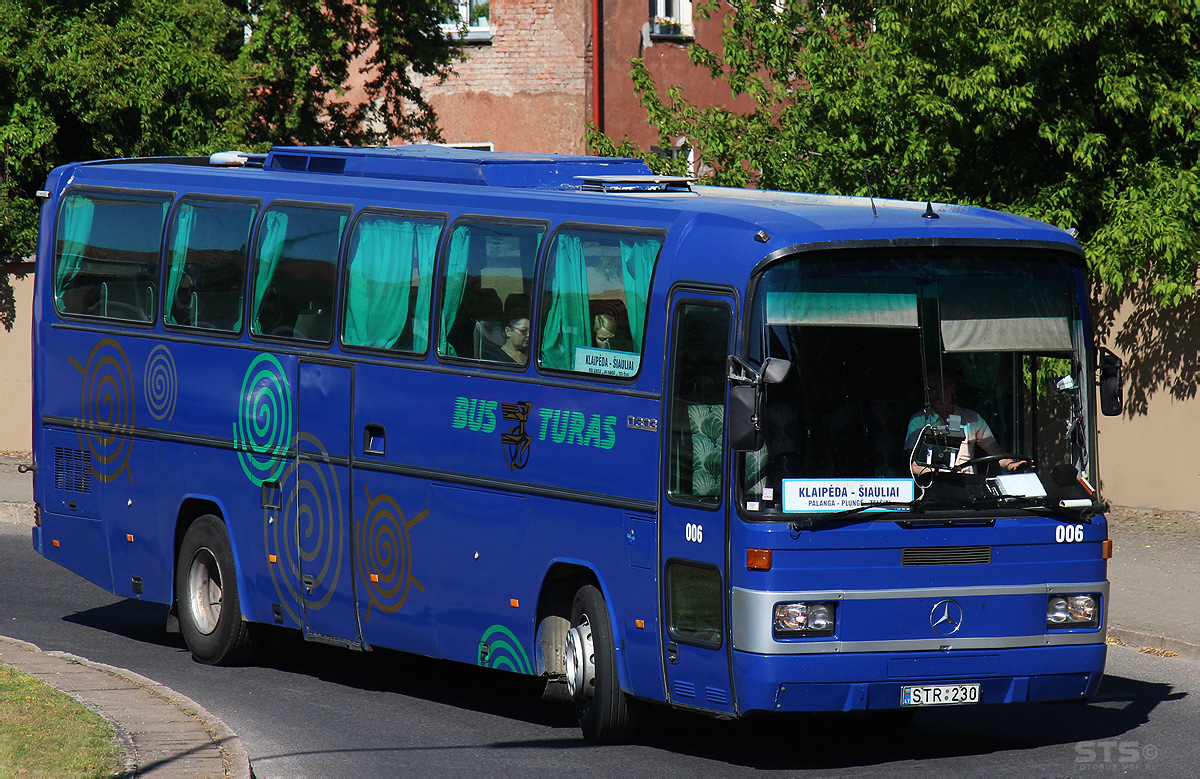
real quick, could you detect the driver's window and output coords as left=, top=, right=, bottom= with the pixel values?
left=667, top=302, right=731, bottom=505
left=250, top=202, right=349, bottom=343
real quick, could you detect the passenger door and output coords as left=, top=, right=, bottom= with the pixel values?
left=659, top=292, right=735, bottom=714
left=292, top=358, right=361, bottom=646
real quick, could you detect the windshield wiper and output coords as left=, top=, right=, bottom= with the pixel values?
left=989, top=496, right=1096, bottom=523
left=788, top=502, right=916, bottom=531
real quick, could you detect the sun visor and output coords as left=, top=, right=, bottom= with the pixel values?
left=938, top=276, right=1072, bottom=352
left=767, top=285, right=918, bottom=328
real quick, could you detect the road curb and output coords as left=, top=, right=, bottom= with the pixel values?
left=0, top=635, right=251, bottom=777
left=1108, top=624, right=1200, bottom=662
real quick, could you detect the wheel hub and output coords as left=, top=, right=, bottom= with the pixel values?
left=565, top=617, right=595, bottom=700
left=186, top=547, right=223, bottom=635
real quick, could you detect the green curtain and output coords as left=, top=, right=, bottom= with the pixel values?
left=438, top=227, right=470, bottom=356
left=252, top=210, right=289, bottom=332
left=164, top=203, right=195, bottom=325
left=411, top=223, right=440, bottom=352
left=345, top=216, right=415, bottom=348
left=540, top=233, right=590, bottom=370
left=621, top=238, right=660, bottom=349
left=54, top=194, right=95, bottom=305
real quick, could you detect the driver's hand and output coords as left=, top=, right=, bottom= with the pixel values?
left=1001, top=458, right=1029, bottom=472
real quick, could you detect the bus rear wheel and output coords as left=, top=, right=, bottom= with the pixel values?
left=566, top=584, right=637, bottom=743
left=176, top=515, right=258, bottom=665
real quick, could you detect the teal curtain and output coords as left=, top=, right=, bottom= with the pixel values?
left=411, top=222, right=440, bottom=352
left=540, top=233, right=590, bottom=370
left=621, top=238, right=660, bottom=349
left=345, top=216, right=415, bottom=348
left=164, top=203, right=195, bottom=325
left=54, top=194, right=95, bottom=304
left=438, top=228, right=470, bottom=356
left=252, top=210, right=289, bottom=332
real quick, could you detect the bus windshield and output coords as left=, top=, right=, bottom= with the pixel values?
left=740, top=249, right=1093, bottom=516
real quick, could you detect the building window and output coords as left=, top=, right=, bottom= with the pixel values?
left=650, top=0, right=693, bottom=39
left=442, top=1, right=492, bottom=44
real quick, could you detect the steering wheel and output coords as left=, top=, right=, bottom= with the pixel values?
left=950, top=453, right=1033, bottom=473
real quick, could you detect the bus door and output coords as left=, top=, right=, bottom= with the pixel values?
left=660, top=292, right=736, bottom=714
left=293, top=358, right=361, bottom=646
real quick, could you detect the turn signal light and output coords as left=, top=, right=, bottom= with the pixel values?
left=747, top=548, right=772, bottom=571
left=1101, top=539, right=1113, bottom=559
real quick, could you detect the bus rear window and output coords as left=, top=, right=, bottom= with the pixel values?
left=53, top=190, right=171, bottom=322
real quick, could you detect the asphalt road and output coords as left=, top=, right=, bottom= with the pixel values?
left=1, top=520, right=1197, bottom=776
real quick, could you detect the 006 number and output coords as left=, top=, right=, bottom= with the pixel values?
left=685, top=523, right=704, bottom=543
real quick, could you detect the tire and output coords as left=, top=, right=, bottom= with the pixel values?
left=565, top=584, right=638, bottom=743
left=176, top=514, right=258, bottom=665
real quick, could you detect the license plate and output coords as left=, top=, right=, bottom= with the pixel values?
left=900, top=683, right=981, bottom=706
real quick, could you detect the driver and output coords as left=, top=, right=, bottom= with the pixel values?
left=906, top=371, right=1027, bottom=476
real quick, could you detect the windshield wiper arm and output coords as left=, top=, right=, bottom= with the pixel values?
left=789, top=502, right=915, bottom=531
left=990, top=496, right=1095, bottom=523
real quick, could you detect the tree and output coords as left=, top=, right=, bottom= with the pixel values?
left=0, top=0, right=463, bottom=330
left=592, top=0, right=1200, bottom=308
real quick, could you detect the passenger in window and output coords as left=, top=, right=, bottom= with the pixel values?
left=487, top=312, right=530, bottom=364
left=592, top=312, right=633, bottom=352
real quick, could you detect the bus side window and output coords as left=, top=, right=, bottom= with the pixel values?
left=54, top=190, right=171, bottom=323
left=437, top=220, right=544, bottom=363
left=342, top=212, right=443, bottom=352
left=250, top=203, right=349, bottom=342
left=537, top=228, right=661, bottom=378
left=163, top=198, right=258, bottom=332
left=667, top=303, right=731, bottom=504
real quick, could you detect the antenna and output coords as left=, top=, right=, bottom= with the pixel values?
left=861, top=163, right=877, bottom=218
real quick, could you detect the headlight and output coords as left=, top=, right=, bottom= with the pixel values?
left=773, top=601, right=837, bottom=637
left=1047, top=594, right=1099, bottom=628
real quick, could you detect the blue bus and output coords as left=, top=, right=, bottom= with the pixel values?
left=30, top=146, right=1121, bottom=742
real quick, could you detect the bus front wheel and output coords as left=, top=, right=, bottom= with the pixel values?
left=566, top=584, right=637, bottom=743
left=176, top=515, right=258, bottom=665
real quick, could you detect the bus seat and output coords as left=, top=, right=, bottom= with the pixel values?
left=474, top=319, right=505, bottom=359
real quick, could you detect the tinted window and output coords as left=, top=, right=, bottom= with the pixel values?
left=163, top=198, right=258, bottom=332
left=667, top=303, right=731, bottom=504
left=666, top=562, right=723, bottom=648
left=54, top=190, right=170, bottom=322
left=342, top=212, right=443, bottom=352
left=437, top=220, right=544, bottom=365
left=537, top=227, right=662, bottom=378
left=250, top=203, right=348, bottom=342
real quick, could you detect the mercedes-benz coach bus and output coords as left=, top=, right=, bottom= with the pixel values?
left=30, top=145, right=1122, bottom=742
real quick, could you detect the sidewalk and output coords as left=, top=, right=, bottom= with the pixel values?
left=0, top=635, right=251, bottom=777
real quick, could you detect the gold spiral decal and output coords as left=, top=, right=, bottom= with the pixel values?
left=265, top=433, right=344, bottom=622
left=69, top=338, right=135, bottom=483
left=358, top=485, right=426, bottom=624
left=144, top=345, right=177, bottom=421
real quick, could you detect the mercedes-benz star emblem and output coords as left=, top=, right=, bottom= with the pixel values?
left=930, top=599, right=964, bottom=635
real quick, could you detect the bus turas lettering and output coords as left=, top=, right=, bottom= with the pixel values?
left=536, top=408, right=617, bottom=450
left=452, top=397, right=497, bottom=433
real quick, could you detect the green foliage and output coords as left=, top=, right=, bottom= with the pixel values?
left=601, top=0, right=1200, bottom=305
left=0, top=0, right=463, bottom=330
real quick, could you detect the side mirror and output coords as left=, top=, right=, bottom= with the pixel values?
left=1097, top=347, right=1123, bottom=416
left=761, top=357, right=792, bottom=385
left=728, top=385, right=762, bottom=452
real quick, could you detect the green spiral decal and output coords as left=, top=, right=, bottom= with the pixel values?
left=358, top=486, right=426, bottom=624
left=70, top=338, right=135, bottom=483
left=265, top=432, right=345, bottom=623
left=477, top=625, right=532, bottom=674
left=234, top=353, right=293, bottom=486
left=144, top=345, right=177, bottom=421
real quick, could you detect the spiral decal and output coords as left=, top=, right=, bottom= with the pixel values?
left=69, top=338, right=135, bottom=483
left=143, top=345, right=177, bottom=421
left=477, top=625, right=532, bottom=674
left=265, top=433, right=344, bottom=624
left=234, top=353, right=293, bottom=486
left=357, top=486, right=426, bottom=624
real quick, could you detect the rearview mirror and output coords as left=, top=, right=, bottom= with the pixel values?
left=1097, top=347, right=1123, bottom=416
left=728, top=385, right=762, bottom=452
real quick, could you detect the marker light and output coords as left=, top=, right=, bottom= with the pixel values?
left=747, top=549, right=773, bottom=571
left=773, top=601, right=837, bottom=638
left=1047, top=594, right=1099, bottom=628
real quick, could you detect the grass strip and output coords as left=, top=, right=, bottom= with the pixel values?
left=0, top=664, right=122, bottom=776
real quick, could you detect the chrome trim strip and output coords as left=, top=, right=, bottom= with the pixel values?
left=732, top=582, right=1109, bottom=655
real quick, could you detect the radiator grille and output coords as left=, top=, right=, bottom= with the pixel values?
left=54, top=447, right=92, bottom=493
left=902, top=545, right=992, bottom=566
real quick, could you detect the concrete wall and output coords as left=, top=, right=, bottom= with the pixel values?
left=0, top=275, right=32, bottom=453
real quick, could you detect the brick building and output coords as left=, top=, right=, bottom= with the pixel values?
left=419, top=0, right=741, bottom=155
